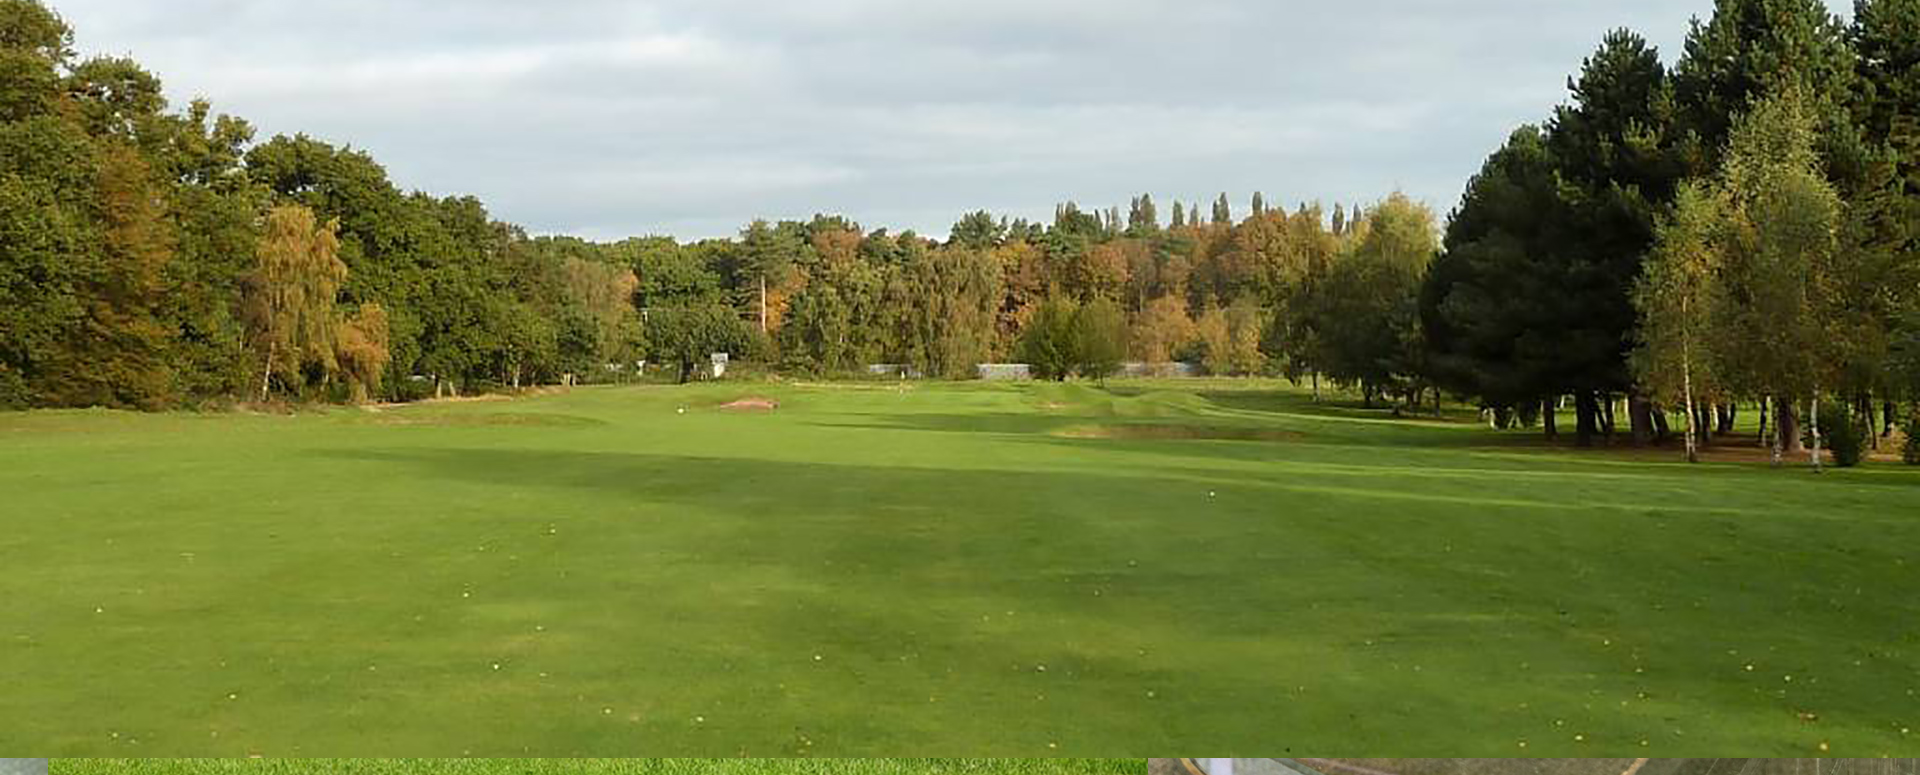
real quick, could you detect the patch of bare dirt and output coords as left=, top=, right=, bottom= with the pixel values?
left=364, top=393, right=522, bottom=412
left=232, top=403, right=300, bottom=416
left=718, top=396, right=780, bottom=412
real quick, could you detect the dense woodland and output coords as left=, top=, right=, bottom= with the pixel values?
left=1430, top=0, right=1920, bottom=463
left=2, top=0, right=1919, bottom=464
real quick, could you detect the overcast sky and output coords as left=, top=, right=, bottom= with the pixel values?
left=53, top=0, right=1845, bottom=242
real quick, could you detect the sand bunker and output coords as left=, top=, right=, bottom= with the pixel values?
left=718, top=397, right=781, bottom=412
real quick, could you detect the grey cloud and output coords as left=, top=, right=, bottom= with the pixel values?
left=53, top=0, right=1841, bottom=240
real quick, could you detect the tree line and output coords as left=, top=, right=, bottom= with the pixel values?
left=5, top=0, right=1919, bottom=470
left=0, top=0, right=1434, bottom=403
left=2, top=0, right=652, bottom=406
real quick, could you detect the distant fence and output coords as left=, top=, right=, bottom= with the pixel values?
left=971, top=362, right=1201, bottom=381
left=976, top=364, right=1033, bottom=381
left=1118, top=362, right=1201, bottom=378
left=866, top=364, right=927, bottom=379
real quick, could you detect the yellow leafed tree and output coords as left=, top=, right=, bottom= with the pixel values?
left=335, top=303, right=391, bottom=404
left=246, top=205, right=345, bottom=401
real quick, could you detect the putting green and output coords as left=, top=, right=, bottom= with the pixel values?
left=1, top=381, right=1914, bottom=755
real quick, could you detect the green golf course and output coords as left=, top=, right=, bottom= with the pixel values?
left=2, top=380, right=1915, bottom=755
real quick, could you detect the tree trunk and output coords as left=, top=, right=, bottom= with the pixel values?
left=1682, top=353, right=1698, bottom=463
left=1543, top=397, right=1558, bottom=440
left=1651, top=406, right=1670, bottom=443
left=1780, top=401, right=1802, bottom=454
left=1601, top=393, right=1617, bottom=442
left=1312, top=372, right=1320, bottom=402
left=759, top=275, right=768, bottom=334
left=1862, top=394, right=1878, bottom=450
left=1630, top=395, right=1655, bottom=447
left=1885, top=401, right=1899, bottom=437
left=1758, top=396, right=1770, bottom=445
left=1696, top=404, right=1714, bottom=448
left=1775, top=399, right=1801, bottom=463
left=259, top=339, right=277, bottom=403
left=1575, top=391, right=1599, bottom=448
left=1809, top=393, right=1822, bottom=472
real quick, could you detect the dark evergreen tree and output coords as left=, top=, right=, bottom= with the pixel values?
left=1423, top=127, right=1577, bottom=430
left=1547, top=29, right=1688, bottom=443
left=949, top=210, right=1005, bottom=251
left=1126, top=194, right=1159, bottom=236
left=1673, top=0, right=1866, bottom=186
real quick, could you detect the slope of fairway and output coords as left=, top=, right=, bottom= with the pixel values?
left=1, top=381, right=1916, bottom=755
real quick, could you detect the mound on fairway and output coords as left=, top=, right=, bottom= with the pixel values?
left=717, top=396, right=781, bottom=412
left=1, top=380, right=1916, bottom=755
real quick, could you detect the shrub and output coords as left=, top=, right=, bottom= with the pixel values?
left=1515, top=401, right=1541, bottom=428
left=1071, top=297, right=1127, bottom=380
left=0, top=366, right=27, bottom=410
left=390, top=375, right=436, bottom=403
left=1018, top=297, right=1078, bottom=381
left=1808, top=400, right=1866, bottom=468
left=1904, top=409, right=1920, bottom=466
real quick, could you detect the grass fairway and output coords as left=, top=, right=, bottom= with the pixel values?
left=2, top=381, right=1916, bottom=755
left=52, top=761, right=1138, bottom=775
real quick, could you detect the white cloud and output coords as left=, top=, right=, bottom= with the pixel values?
left=49, top=0, right=1847, bottom=240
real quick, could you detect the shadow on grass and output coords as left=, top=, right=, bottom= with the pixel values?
left=297, top=444, right=1920, bottom=752
left=815, top=384, right=1920, bottom=487
left=303, top=445, right=1377, bottom=659
left=309, top=445, right=1259, bottom=584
